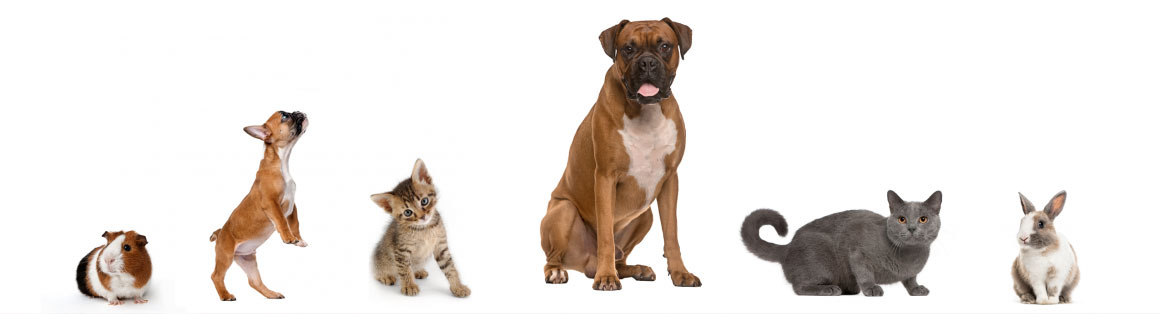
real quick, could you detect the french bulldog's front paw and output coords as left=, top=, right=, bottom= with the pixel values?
left=220, top=293, right=236, bottom=301
left=401, top=282, right=420, bottom=296
left=450, top=284, right=471, bottom=298
left=863, top=285, right=884, bottom=297
left=908, top=285, right=929, bottom=296
left=294, top=240, right=308, bottom=247
left=592, top=274, right=622, bottom=291
left=670, top=270, right=701, bottom=287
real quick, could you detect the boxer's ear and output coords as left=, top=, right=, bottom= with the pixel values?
left=244, top=125, right=270, bottom=141
left=599, top=19, right=630, bottom=60
left=662, top=17, right=692, bottom=59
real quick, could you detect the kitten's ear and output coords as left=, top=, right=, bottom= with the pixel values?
left=1043, top=190, right=1066, bottom=220
left=923, top=191, right=942, bottom=214
left=244, top=125, right=270, bottom=141
left=411, top=158, right=432, bottom=184
left=1018, top=192, right=1036, bottom=215
left=886, top=190, right=905, bottom=213
left=370, top=193, right=393, bottom=211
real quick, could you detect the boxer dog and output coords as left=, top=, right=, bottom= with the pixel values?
left=540, top=18, right=699, bottom=291
left=209, top=111, right=308, bottom=301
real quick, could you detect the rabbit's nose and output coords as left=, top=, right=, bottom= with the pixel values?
left=1020, top=237, right=1029, bottom=243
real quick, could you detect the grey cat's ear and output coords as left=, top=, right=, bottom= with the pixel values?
left=924, top=191, right=942, bottom=214
left=1018, top=192, right=1036, bottom=215
left=370, top=193, right=393, bottom=211
left=887, top=190, right=905, bottom=213
left=1043, top=190, right=1066, bottom=220
left=411, top=158, right=432, bottom=184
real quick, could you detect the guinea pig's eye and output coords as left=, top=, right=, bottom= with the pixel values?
left=1038, top=221, right=1045, bottom=229
left=919, top=216, right=928, bottom=223
left=897, top=217, right=906, bottom=224
left=403, top=209, right=413, bottom=217
left=421, top=197, right=429, bottom=206
left=122, top=244, right=131, bottom=252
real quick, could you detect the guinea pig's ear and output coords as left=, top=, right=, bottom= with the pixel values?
left=136, top=235, right=148, bottom=247
left=371, top=193, right=394, bottom=211
left=244, top=125, right=271, bottom=141
left=887, top=190, right=905, bottom=214
left=1043, top=190, right=1067, bottom=220
left=599, top=19, right=631, bottom=60
left=924, top=191, right=943, bottom=214
left=101, top=231, right=110, bottom=239
left=1019, top=192, right=1036, bottom=215
left=411, top=159, right=432, bottom=185
left=661, top=17, right=692, bottom=59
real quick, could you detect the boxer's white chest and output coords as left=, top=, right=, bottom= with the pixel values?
left=278, top=145, right=296, bottom=217
left=618, top=104, right=677, bottom=201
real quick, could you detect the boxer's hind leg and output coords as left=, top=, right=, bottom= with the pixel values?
left=614, top=209, right=656, bottom=281
left=541, top=198, right=593, bottom=284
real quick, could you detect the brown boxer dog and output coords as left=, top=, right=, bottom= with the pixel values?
left=209, top=111, right=308, bottom=301
left=540, top=18, right=699, bottom=291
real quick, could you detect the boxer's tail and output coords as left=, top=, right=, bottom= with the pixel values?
left=741, top=209, right=789, bottom=263
left=209, top=229, right=221, bottom=242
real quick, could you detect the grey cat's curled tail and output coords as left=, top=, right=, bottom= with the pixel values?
left=741, top=209, right=789, bottom=262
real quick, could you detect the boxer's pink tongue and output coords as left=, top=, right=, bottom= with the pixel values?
left=637, top=83, right=659, bottom=97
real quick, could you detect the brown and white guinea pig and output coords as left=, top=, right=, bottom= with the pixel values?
left=75, top=230, right=152, bottom=305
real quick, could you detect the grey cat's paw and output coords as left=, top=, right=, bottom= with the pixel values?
left=908, top=285, right=929, bottom=296
left=862, top=285, right=884, bottom=297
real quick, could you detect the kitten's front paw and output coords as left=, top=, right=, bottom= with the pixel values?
left=669, top=270, right=702, bottom=287
left=862, top=285, right=884, bottom=297
left=376, top=274, right=397, bottom=286
left=908, top=285, right=929, bottom=296
left=592, top=274, right=622, bottom=291
left=450, top=284, right=471, bottom=298
left=401, top=282, right=420, bottom=296
left=414, top=270, right=428, bottom=279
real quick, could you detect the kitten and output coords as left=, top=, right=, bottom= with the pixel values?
left=370, top=159, right=470, bottom=297
left=741, top=190, right=942, bottom=296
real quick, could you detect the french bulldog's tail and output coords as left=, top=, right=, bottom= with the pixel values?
left=741, top=209, right=789, bottom=263
left=209, top=229, right=221, bottom=242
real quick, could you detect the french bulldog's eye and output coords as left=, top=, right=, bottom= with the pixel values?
left=421, top=197, right=429, bottom=206
left=1038, top=221, right=1045, bottom=229
left=919, top=216, right=928, bottom=223
left=403, top=209, right=413, bottom=217
left=897, top=217, right=906, bottom=224
left=122, top=244, right=131, bottom=252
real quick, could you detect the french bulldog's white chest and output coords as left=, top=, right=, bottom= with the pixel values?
left=278, top=146, right=296, bottom=217
left=617, top=104, right=677, bottom=201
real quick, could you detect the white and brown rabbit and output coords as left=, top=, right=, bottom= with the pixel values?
left=1012, top=191, right=1079, bottom=305
left=76, top=230, right=152, bottom=305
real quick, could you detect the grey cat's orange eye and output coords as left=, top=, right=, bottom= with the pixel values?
left=897, top=217, right=906, bottom=224
left=919, top=216, right=928, bottom=223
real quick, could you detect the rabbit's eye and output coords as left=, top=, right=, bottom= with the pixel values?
left=897, top=217, right=906, bottom=224
left=1037, top=221, right=1045, bottom=229
left=918, top=216, right=928, bottom=223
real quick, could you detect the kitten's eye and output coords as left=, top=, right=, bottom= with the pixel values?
left=403, top=209, right=413, bottom=217
left=1038, top=221, right=1045, bottom=229
left=123, top=244, right=131, bottom=252
left=898, top=217, right=906, bottom=224
left=421, top=197, right=429, bottom=206
left=919, top=216, right=928, bottom=223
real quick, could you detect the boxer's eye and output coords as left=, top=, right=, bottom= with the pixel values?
left=660, top=43, right=671, bottom=53
left=623, top=46, right=634, bottom=55
left=421, top=198, right=429, bottom=206
left=403, top=209, right=413, bottom=217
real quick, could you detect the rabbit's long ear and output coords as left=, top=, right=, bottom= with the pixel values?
left=1043, top=191, right=1067, bottom=220
left=1018, top=193, right=1036, bottom=215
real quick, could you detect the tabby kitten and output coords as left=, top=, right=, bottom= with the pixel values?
left=370, top=159, right=470, bottom=297
left=741, top=190, right=942, bottom=297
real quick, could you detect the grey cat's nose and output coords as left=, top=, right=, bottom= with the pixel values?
left=907, top=226, right=917, bottom=232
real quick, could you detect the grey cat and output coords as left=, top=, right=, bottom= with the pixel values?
left=740, top=190, right=942, bottom=296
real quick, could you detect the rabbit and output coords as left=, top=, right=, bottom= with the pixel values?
left=76, top=230, right=152, bottom=305
left=1012, top=191, right=1079, bottom=305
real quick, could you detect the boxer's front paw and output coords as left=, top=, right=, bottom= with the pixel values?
left=670, top=270, right=701, bottom=287
left=592, top=273, right=622, bottom=291
left=545, top=266, right=568, bottom=284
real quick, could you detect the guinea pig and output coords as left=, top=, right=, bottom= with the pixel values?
left=75, top=230, right=152, bottom=305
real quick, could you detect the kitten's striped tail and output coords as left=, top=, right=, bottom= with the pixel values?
left=741, top=209, right=789, bottom=263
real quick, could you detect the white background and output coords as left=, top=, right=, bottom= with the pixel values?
left=3, top=0, right=1159, bottom=313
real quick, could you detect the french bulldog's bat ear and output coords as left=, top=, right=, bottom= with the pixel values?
left=370, top=193, right=393, bottom=211
left=1043, top=190, right=1067, bottom=220
left=411, top=158, right=432, bottom=184
left=600, top=19, right=631, bottom=60
left=887, top=190, right=905, bottom=213
left=924, top=191, right=942, bottom=214
left=1019, top=192, right=1036, bottom=215
left=244, top=125, right=270, bottom=141
left=661, top=17, right=692, bottom=59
